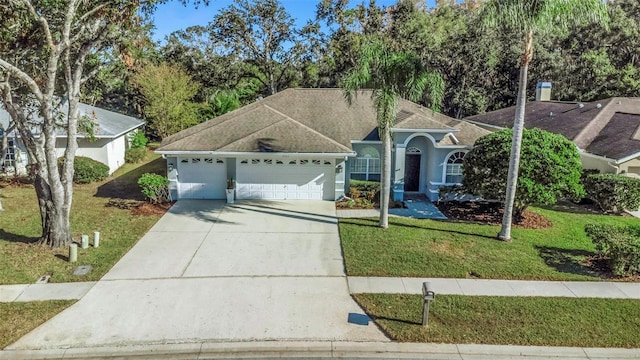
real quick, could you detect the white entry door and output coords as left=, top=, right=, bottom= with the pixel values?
left=177, top=157, right=227, bottom=199
left=236, top=158, right=334, bottom=200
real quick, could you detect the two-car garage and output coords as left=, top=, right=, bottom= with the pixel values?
left=175, top=156, right=336, bottom=201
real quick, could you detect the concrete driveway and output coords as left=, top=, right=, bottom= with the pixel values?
left=9, top=200, right=386, bottom=350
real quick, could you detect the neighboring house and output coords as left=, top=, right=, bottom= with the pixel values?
left=156, top=88, right=490, bottom=201
left=0, top=103, right=144, bottom=174
left=465, top=85, right=640, bottom=177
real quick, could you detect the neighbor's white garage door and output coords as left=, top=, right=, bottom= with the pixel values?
left=237, top=158, right=335, bottom=200
left=177, top=157, right=227, bottom=199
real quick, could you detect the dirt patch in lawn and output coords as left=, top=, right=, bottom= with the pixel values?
left=131, top=202, right=173, bottom=216
left=436, top=201, right=553, bottom=229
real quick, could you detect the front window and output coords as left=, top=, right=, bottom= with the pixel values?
left=350, top=146, right=381, bottom=181
left=446, top=151, right=466, bottom=184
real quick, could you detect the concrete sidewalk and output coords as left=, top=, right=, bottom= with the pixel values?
left=1, top=340, right=639, bottom=359
left=5, top=277, right=640, bottom=303
left=0, top=282, right=95, bottom=302
left=348, top=277, right=640, bottom=298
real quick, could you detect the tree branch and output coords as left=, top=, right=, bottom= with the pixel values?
left=0, top=58, right=44, bottom=102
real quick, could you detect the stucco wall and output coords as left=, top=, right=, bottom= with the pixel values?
left=619, top=157, right=640, bottom=177
left=580, top=154, right=618, bottom=174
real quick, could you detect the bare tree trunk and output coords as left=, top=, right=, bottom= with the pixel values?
left=379, top=127, right=391, bottom=229
left=498, top=30, right=533, bottom=242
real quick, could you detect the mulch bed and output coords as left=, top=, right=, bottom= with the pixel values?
left=436, top=201, right=553, bottom=229
left=131, top=202, right=173, bottom=216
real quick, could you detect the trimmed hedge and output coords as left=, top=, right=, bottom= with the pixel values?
left=125, top=147, right=147, bottom=163
left=585, top=224, right=640, bottom=276
left=58, top=156, right=109, bottom=184
left=583, top=174, right=640, bottom=213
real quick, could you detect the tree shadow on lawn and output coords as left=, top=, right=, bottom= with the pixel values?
left=341, top=218, right=498, bottom=241
left=0, top=228, right=39, bottom=244
left=535, top=246, right=600, bottom=278
left=95, top=158, right=166, bottom=201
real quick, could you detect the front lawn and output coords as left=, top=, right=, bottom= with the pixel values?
left=340, top=206, right=638, bottom=280
left=354, top=294, right=640, bottom=347
left=0, top=150, right=166, bottom=284
left=0, top=301, right=75, bottom=349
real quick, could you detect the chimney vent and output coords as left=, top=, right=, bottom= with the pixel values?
left=536, top=82, right=552, bottom=101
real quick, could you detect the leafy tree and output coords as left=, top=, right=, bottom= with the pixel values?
left=342, top=36, right=444, bottom=229
left=0, top=0, right=203, bottom=247
left=463, top=128, right=584, bottom=220
left=134, top=63, right=201, bottom=139
left=480, top=0, right=608, bottom=241
left=209, top=0, right=313, bottom=95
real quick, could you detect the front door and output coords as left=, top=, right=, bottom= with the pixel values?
left=404, top=154, right=421, bottom=191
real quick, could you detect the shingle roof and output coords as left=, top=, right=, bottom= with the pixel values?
left=0, top=102, right=143, bottom=138
left=159, top=88, right=490, bottom=154
left=465, top=97, right=640, bottom=161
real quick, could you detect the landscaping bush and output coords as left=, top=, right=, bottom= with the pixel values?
left=463, top=128, right=584, bottom=218
left=138, top=173, right=170, bottom=204
left=585, top=224, right=640, bottom=276
left=125, top=147, right=147, bottom=163
left=129, top=130, right=148, bottom=149
left=583, top=174, right=640, bottom=213
left=58, top=156, right=109, bottom=184
left=349, top=180, right=380, bottom=202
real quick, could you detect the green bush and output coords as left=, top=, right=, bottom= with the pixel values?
left=583, top=174, right=640, bottom=213
left=585, top=224, right=640, bottom=276
left=125, top=147, right=147, bottom=163
left=138, top=173, right=170, bottom=203
left=58, top=156, right=109, bottom=184
left=349, top=179, right=380, bottom=202
left=129, top=130, right=148, bottom=149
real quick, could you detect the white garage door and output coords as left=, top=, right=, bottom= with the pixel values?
left=237, top=158, right=335, bottom=200
left=177, top=157, right=227, bottom=199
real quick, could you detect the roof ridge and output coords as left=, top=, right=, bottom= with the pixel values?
left=573, top=98, right=615, bottom=149
left=262, top=104, right=354, bottom=152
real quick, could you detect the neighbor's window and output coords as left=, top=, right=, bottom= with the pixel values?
left=446, top=152, right=466, bottom=184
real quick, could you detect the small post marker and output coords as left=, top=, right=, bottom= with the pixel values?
left=422, top=282, right=436, bottom=326
left=81, top=234, right=89, bottom=249
left=93, top=231, right=100, bottom=248
left=69, top=243, right=78, bottom=262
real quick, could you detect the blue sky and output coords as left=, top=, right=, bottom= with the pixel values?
left=152, top=0, right=437, bottom=42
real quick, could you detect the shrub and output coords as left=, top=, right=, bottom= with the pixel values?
left=585, top=224, right=640, bottom=276
left=463, top=128, right=584, bottom=218
left=583, top=174, right=640, bottom=213
left=138, top=173, right=170, bottom=203
left=129, top=130, right=148, bottom=149
left=125, top=147, right=147, bottom=163
left=59, top=156, right=109, bottom=184
left=349, top=180, right=380, bottom=202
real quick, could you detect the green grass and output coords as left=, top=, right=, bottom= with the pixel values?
left=354, top=294, right=640, bottom=347
left=0, top=301, right=75, bottom=349
left=340, top=207, right=639, bottom=280
left=0, top=150, right=166, bottom=284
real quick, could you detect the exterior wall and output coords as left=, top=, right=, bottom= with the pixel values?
left=580, top=154, right=618, bottom=174
left=619, top=157, right=640, bottom=177
left=166, top=156, right=178, bottom=200
left=55, top=135, right=129, bottom=175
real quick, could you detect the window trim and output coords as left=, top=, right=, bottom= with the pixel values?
left=443, top=150, right=467, bottom=184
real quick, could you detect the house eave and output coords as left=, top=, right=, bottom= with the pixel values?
left=155, top=150, right=357, bottom=158
left=391, top=128, right=459, bottom=133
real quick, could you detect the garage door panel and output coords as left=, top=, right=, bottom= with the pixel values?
left=177, top=158, right=227, bottom=199
left=237, top=159, right=334, bottom=200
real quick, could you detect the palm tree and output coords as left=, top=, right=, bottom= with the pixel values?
left=341, top=36, right=444, bottom=229
left=481, top=0, right=608, bottom=241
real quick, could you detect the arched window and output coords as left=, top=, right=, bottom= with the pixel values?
left=445, top=151, right=466, bottom=184
left=351, top=146, right=381, bottom=181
